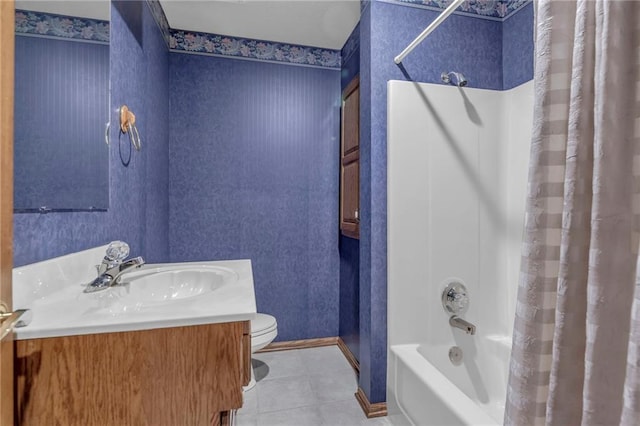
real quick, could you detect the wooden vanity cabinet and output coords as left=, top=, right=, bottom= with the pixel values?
left=15, top=321, right=251, bottom=426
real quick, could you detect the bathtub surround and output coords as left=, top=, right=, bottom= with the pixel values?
left=386, top=80, right=533, bottom=424
left=505, top=1, right=640, bottom=425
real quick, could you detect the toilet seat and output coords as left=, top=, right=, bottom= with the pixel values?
left=250, top=313, right=277, bottom=353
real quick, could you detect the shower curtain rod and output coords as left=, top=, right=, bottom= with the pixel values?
left=393, top=0, right=465, bottom=65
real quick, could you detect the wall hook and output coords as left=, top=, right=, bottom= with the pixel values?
left=119, top=105, right=141, bottom=151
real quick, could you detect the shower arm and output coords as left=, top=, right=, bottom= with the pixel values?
left=393, top=0, right=465, bottom=65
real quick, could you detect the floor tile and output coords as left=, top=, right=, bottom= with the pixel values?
left=257, top=406, right=324, bottom=426
left=309, top=370, right=358, bottom=402
left=317, top=400, right=369, bottom=425
left=253, top=350, right=305, bottom=382
left=235, top=413, right=259, bottom=426
left=238, top=386, right=258, bottom=416
left=256, top=375, right=316, bottom=414
left=298, top=345, right=353, bottom=376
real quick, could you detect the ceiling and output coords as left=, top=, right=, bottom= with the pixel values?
left=159, top=1, right=361, bottom=50
left=15, top=0, right=110, bottom=21
left=16, top=0, right=361, bottom=51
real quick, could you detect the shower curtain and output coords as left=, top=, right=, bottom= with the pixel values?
left=505, top=0, right=640, bottom=425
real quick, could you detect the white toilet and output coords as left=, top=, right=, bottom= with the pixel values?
left=245, top=313, right=278, bottom=391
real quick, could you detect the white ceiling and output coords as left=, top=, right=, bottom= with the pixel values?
left=159, top=0, right=361, bottom=50
left=16, top=0, right=110, bottom=21
left=15, top=0, right=361, bottom=51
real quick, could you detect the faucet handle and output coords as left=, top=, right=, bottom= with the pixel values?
left=105, top=241, right=130, bottom=263
left=442, top=281, right=469, bottom=315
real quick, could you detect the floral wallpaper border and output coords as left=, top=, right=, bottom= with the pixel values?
left=380, top=0, right=531, bottom=20
left=169, top=30, right=341, bottom=69
left=15, top=9, right=109, bottom=43
left=146, top=0, right=171, bottom=47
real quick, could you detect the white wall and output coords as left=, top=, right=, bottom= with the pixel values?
left=387, top=80, right=533, bottom=348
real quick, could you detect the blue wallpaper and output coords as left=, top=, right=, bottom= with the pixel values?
left=341, top=21, right=360, bottom=90
left=359, top=2, right=375, bottom=401
left=168, top=53, right=341, bottom=341
left=339, top=235, right=360, bottom=360
left=379, top=2, right=503, bottom=88
left=142, top=1, right=170, bottom=263
left=13, top=0, right=170, bottom=267
left=14, top=36, right=109, bottom=211
left=503, top=1, right=533, bottom=89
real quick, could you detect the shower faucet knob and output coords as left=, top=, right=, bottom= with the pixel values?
left=442, top=281, right=469, bottom=315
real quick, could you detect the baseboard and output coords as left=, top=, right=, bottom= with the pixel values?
left=355, top=387, right=388, bottom=418
left=337, top=337, right=360, bottom=375
left=256, top=337, right=338, bottom=353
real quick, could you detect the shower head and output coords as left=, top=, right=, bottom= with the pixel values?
left=441, top=71, right=468, bottom=87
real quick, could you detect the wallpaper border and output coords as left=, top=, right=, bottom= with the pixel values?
left=15, top=9, right=109, bottom=43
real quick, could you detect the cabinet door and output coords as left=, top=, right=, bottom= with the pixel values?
left=342, top=82, right=359, bottom=156
left=340, top=76, right=360, bottom=239
left=341, top=158, right=359, bottom=238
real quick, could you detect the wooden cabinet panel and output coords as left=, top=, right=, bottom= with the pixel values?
left=15, top=321, right=249, bottom=426
left=340, top=76, right=360, bottom=239
left=342, top=83, right=359, bottom=156
left=342, top=160, right=359, bottom=235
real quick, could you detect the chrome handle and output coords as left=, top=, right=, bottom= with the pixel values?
left=0, top=302, right=32, bottom=340
left=441, top=281, right=469, bottom=315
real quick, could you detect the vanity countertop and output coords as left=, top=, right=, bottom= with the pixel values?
left=13, top=246, right=257, bottom=340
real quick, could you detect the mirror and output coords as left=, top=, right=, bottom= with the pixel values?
left=14, top=0, right=110, bottom=212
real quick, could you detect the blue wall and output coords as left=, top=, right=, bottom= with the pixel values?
left=14, top=36, right=109, bottom=211
left=13, top=0, right=170, bottom=266
left=503, top=2, right=534, bottom=89
left=168, top=54, right=341, bottom=341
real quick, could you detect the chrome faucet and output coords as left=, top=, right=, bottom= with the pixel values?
left=449, top=315, right=476, bottom=335
left=84, top=241, right=145, bottom=293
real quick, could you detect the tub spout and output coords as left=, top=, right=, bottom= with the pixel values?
left=449, top=316, right=476, bottom=335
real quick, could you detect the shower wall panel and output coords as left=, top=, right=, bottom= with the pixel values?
left=387, top=80, right=533, bottom=347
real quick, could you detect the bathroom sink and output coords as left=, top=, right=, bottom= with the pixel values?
left=82, top=264, right=240, bottom=315
left=118, top=265, right=237, bottom=303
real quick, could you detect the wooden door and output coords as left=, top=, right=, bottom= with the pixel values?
left=0, top=1, right=15, bottom=424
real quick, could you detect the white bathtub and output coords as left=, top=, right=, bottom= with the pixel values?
left=388, top=334, right=512, bottom=426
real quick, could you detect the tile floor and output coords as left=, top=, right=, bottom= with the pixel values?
left=236, top=345, right=392, bottom=426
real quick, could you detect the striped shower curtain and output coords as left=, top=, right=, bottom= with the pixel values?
left=504, top=0, right=640, bottom=425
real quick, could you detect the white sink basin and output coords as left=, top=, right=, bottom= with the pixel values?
left=83, top=265, right=239, bottom=315
left=118, top=265, right=238, bottom=303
